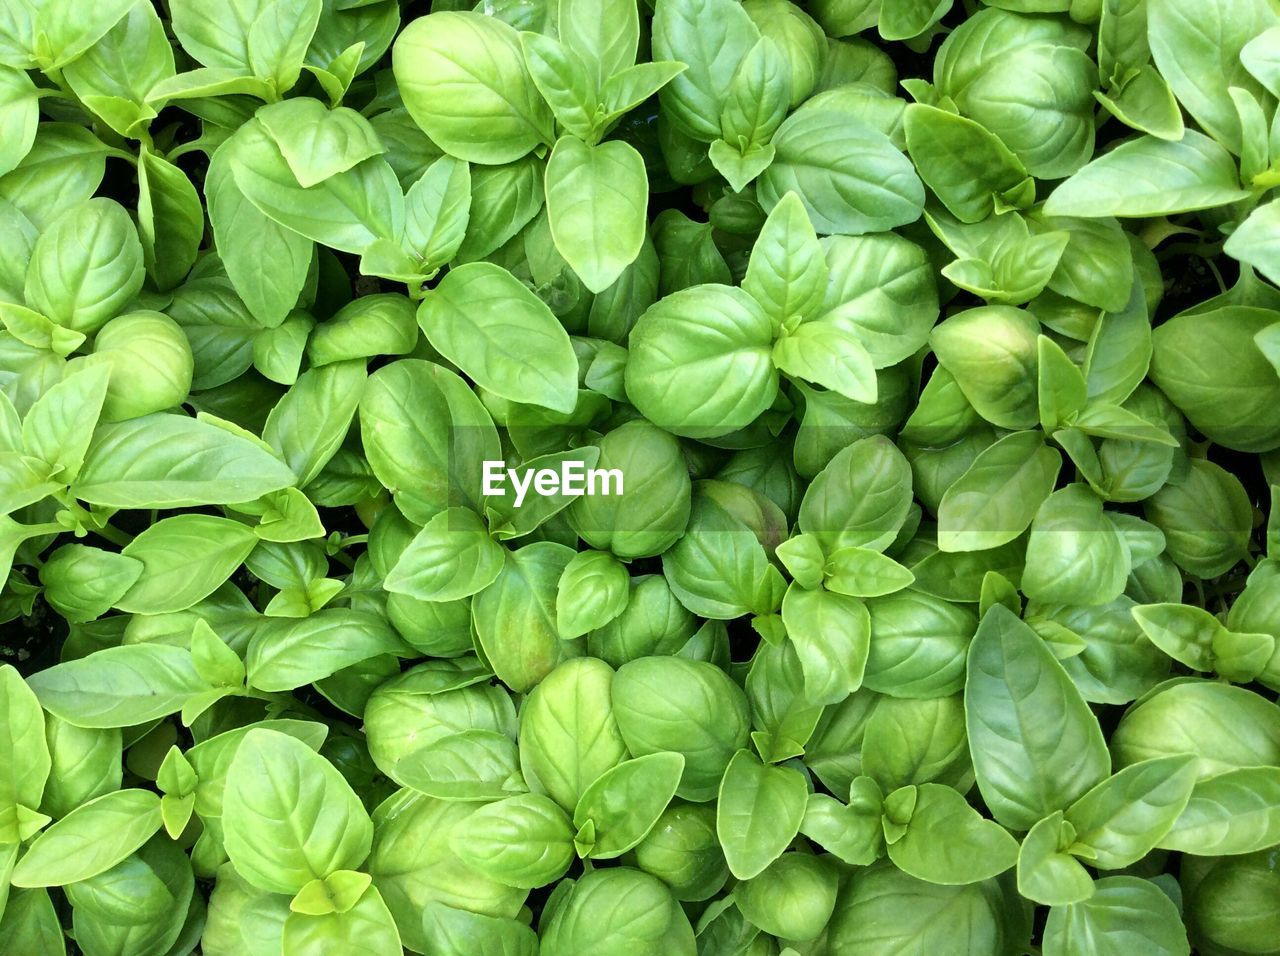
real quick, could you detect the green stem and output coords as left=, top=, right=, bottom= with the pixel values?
left=1140, top=218, right=1201, bottom=249
left=41, top=65, right=74, bottom=98
left=33, top=87, right=78, bottom=103
left=1205, top=257, right=1227, bottom=294
left=165, top=138, right=210, bottom=161
left=1155, top=240, right=1225, bottom=261
left=104, top=146, right=138, bottom=165
left=92, top=523, right=134, bottom=549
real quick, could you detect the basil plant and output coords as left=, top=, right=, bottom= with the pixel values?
left=1, top=0, right=1280, bottom=954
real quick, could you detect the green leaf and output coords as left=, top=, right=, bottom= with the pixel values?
left=0, top=125, right=108, bottom=231
left=718, top=32, right=793, bottom=142
left=170, top=0, right=321, bottom=93
left=1017, top=812, right=1095, bottom=906
left=930, top=305, right=1040, bottom=429
left=0, top=888, right=64, bottom=955
left=384, top=507, right=505, bottom=602
left=965, top=606, right=1110, bottom=830
left=825, top=861, right=1009, bottom=952
left=1064, top=756, right=1198, bottom=868
left=716, top=750, right=807, bottom=879
left=472, top=543, right=579, bottom=693
left=262, top=360, right=366, bottom=488
left=662, top=491, right=786, bottom=620
left=736, top=853, right=838, bottom=942
left=61, top=4, right=173, bottom=136
left=418, top=903, right=539, bottom=956
left=257, top=98, right=385, bottom=188
left=653, top=0, right=760, bottom=140
left=1159, top=766, right=1280, bottom=855
left=74, top=413, right=296, bottom=508
left=10, top=789, right=161, bottom=888
left=624, top=283, right=778, bottom=438
left=0, top=452, right=58, bottom=517
left=37, top=544, right=143, bottom=625
left=282, top=882, right=402, bottom=955
left=402, top=156, right=471, bottom=270
left=190, top=620, right=244, bottom=688
left=1243, top=24, right=1280, bottom=96
left=136, top=146, right=203, bottom=291
left=24, top=198, right=145, bottom=335
left=392, top=11, right=552, bottom=164
left=1083, top=283, right=1152, bottom=405
left=1022, top=484, right=1130, bottom=607
left=1150, top=307, right=1280, bottom=453
left=1148, top=0, right=1276, bottom=155
left=1043, top=875, right=1189, bottom=956
left=20, top=363, right=110, bottom=482
left=1225, top=200, right=1280, bottom=287
left=229, top=119, right=402, bottom=254
left=485, top=447, right=604, bottom=540
left=290, top=870, right=372, bottom=916
left=1095, top=65, right=1186, bottom=141
left=27, top=644, right=209, bottom=728
left=555, top=549, right=630, bottom=639
left=573, top=752, right=684, bottom=859
left=885, top=783, right=1019, bottom=885
left=776, top=533, right=826, bottom=590
left=1044, top=132, right=1250, bottom=217
left=245, top=609, right=408, bottom=693
left=861, top=695, right=969, bottom=792
left=520, top=33, right=598, bottom=143
left=115, top=514, right=258, bottom=614
left=449, top=793, right=575, bottom=888
left=612, top=656, right=750, bottom=802
left=940, top=217, right=1070, bottom=307
left=742, top=191, right=827, bottom=324
left=757, top=104, right=925, bottom=235
left=418, top=263, right=578, bottom=414
left=823, top=546, right=915, bottom=598
left=12, top=0, right=137, bottom=70
left=800, top=782, right=885, bottom=866
left=223, top=729, right=372, bottom=895
left=393, top=731, right=522, bottom=802
left=0, top=664, right=49, bottom=832
left=904, top=104, right=1033, bottom=223
left=708, top=140, right=776, bottom=193
left=798, top=435, right=914, bottom=553
left=206, top=136, right=313, bottom=329
left=358, top=359, right=500, bottom=523
left=938, top=431, right=1062, bottom=553
left=559, top=0, right=639, bottom=88
left=602, top=61, right=687, bottom=118
left=1037, top=335, right=1088, bottom=431
left=0, top=64, right=37, bottom=178
left=518, top=657, right=628, bottom=811
left=879, top=0, right=951, bottom=40
left=780, top=585, right=870, bottom=705
left=773, top=322, right=877, bottom=403
left=1131, top=602, right=1221, bottom=672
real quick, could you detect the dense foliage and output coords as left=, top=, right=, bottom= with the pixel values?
left=2, top=0, right=1280, bottom=953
